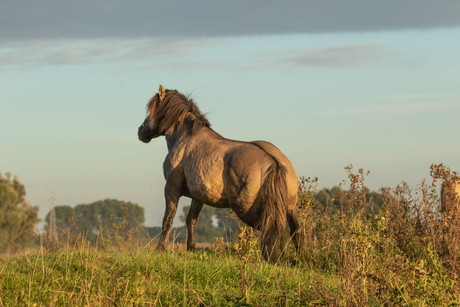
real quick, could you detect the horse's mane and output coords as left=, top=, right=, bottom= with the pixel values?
left=147, top=89, right=210, bottom=135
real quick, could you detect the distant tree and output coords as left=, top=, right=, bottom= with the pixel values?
left=179, top=205, right=235, bottom=243
left=45, top=199, right=145, bottom=242
left=0, top=172, right=39, bottom=252
left=47, top=205, right=76, bottom=230
left=314, top=186, right=384, bottom=216
left=214, top=208, right=239, bottom=241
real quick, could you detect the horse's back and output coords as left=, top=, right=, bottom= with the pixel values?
left=249, top=141, right=297, bottom=175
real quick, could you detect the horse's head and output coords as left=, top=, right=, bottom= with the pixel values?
left=138, top=85, right=166, bottom=143
left=138, top=84, right=211, bottom=143
left=138, top=118, right=160, bottom=143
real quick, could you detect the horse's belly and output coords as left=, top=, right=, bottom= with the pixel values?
left=184, top=166, right=228, bottom=207
left=186, top=180, right=228, bottom=207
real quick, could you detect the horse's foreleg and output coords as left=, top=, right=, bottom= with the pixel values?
left=186, top=199, right=203, bottom=251
left=158, top=185, right=181, bottom=250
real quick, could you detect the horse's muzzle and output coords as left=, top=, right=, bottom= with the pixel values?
left=138, top=124, right=161, bottom=143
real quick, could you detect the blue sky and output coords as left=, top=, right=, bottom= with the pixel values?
left=1, top=1, right=459, bottom=227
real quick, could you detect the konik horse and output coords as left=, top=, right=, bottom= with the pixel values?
left=138, top=85, right=300, bottom=262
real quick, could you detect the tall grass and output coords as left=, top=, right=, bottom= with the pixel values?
left=296, top=163, right=460, bottom=305
left=0, top=237, right=336, bottom=306
left=1, top=163, right=460, bottom=306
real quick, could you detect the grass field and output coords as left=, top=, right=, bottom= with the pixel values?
left=0, top=243, right=339, bottom=306
left=1, top=163, right=460, bottom=306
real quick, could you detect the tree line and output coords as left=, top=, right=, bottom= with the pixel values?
left=44, top=199, right=145, bottom=242
left=314, top=186, right=384, bottom=216
left=0, top=170, right=386, bottom=251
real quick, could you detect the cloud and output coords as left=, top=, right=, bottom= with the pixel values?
left=282, top=45, right=399, bottom=67
left=320, top=97, right=459, bottom=118
left=0, top=38, right=222, bottom=71
left=243, top=44, right=412, bottom=70
left=0, top=39, right=416, bottom=71
left=1, top=1, right=459, bottom=40
left=381, top=92, right=459, bottom=101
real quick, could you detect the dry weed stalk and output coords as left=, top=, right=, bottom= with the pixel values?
left=296, top=163, right=460, bottom=304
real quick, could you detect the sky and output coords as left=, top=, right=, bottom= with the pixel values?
left=1, top=1, right=459, bottom=228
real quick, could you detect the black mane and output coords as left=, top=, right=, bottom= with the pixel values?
left=147, top=89, right=210, bottom=135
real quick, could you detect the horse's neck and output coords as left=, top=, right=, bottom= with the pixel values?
left=165, top=130, right=182, bottom=151
left=165, top=124, right=194, bottom=151
left=165, top=125, right=218, bottom=151
left=164, top=114, right=192, bottom=150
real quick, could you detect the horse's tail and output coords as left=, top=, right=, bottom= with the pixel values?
left=256, top=163, right=289, bottom=262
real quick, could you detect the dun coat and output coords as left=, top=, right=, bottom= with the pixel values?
left=138, top=85, right=300, bottom=262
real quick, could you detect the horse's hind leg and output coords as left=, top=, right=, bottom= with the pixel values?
left=186, top=199, right=203, bottom=251
left=287, top=209, right=301, bottom=252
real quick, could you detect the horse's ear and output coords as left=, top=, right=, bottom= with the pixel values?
left=159, top=85, right=166, bottom=101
